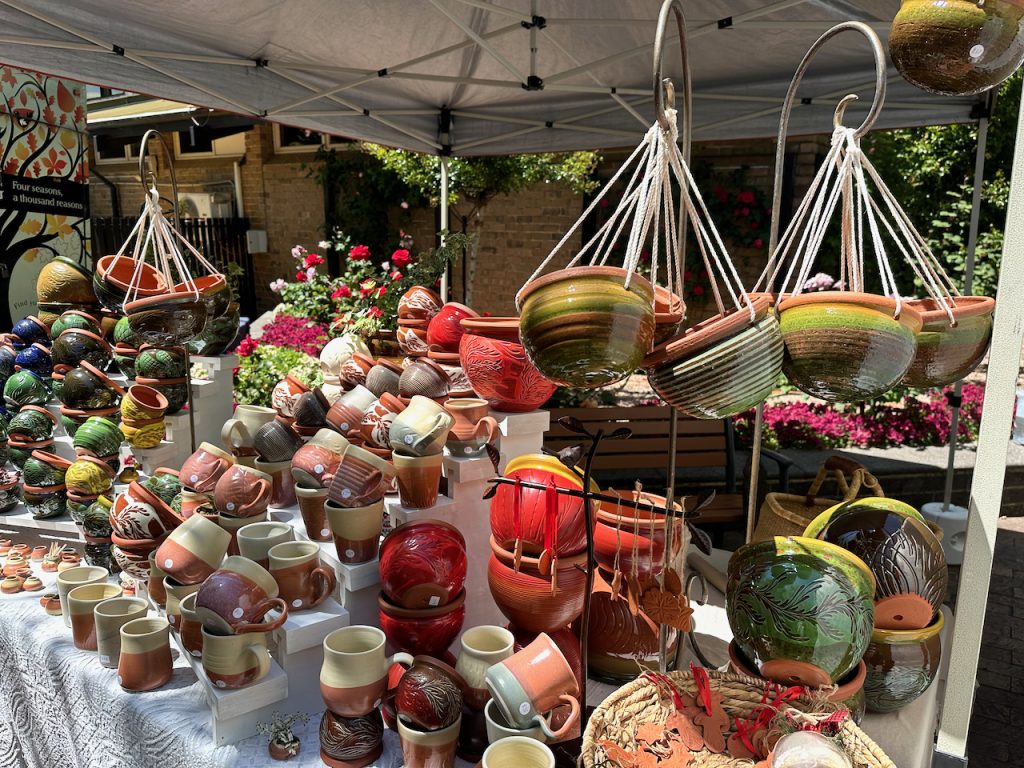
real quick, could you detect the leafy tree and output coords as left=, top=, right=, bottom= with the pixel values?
left=863, top=72, right=1022, bottom=298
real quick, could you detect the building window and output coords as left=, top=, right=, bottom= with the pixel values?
left=93, top=134, right=138, bottom=164
left=174, top=124, right=246, bottom=158
left=273, top=124, right=354, bottom=154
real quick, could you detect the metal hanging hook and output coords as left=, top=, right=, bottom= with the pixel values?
left=652, top=0, right=692, bottom=159
left=137, top=129, right=181, bottom=231
left=833, top=94, right=862, bottom=131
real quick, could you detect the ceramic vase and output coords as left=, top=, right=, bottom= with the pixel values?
left=863, top=611, right=943, bottom=713
left=378, top=520, right=467, bottom=609
left=444, top=398, right=498, bottom=457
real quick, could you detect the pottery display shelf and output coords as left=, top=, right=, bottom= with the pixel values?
left=170, top=629, right=289, bottom=746
left=493, top=409, right=550, bottom=472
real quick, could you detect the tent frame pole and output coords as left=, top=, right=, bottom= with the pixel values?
left=942, top=101, right=991, bottom=512
left=935, top=80, right=1024, bottom=766
left=440, top=156, right=450, bottom=302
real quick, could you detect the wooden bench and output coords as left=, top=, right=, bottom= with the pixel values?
left=543, top=405, right=792, bottom=533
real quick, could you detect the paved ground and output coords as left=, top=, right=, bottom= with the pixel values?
left=966, top=516, right=1024, bottom=765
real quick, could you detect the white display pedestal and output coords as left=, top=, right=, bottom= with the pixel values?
left=495, top=410, right=549, bottom=472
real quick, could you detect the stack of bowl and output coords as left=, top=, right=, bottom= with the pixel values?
left=134, top=344, right=189, bottom=414
left=398, top=286, right=444, bottom=360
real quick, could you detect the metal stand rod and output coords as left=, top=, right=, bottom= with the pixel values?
left=577, top=429, right=603, bottom=723
left=440, top=155, right=450, bottom=301
left=942, top=104, right=991, bottom=511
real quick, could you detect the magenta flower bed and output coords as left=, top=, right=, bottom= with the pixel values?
left=733, top=384, right=985, bottom=450
left=254, top=315, right=330, bottom=358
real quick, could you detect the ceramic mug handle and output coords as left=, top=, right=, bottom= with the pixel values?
left=234, top=597, right=289, bottom=633
left=221, top=419, right=248, bottom=452
left=475, top=416, right=500, bottom=446
left=309, top=565, right=338, bottom=608
left=248, top=480, right=272, bottom=512
left=537, top=694, right=580, bottom=740
left=245, top=643, right=272, bottom=682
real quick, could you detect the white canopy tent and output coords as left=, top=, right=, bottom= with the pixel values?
left=0, top=3, right=1021, bottom=768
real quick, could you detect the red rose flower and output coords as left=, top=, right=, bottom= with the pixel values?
left=332, top=285, right=352, bottom=299
left=737, top=190, right=756, bottom=205
left=303, top=253, right=325, bottom=268
left=349, top=244, right=371, bottom=261
left=360, top=279, right=376, bottom=297
left=390, top=271, right=403, bottom=281
left=367, top=306, right=383, bottom=319
left=295, top=270, right=308, bottom=282
left=391, top=249, right=411, bottom=268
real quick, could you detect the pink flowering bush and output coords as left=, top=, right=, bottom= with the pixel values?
left=734, top=384, right=985, bottom=450
left=257, top=315, right=330, bottom=357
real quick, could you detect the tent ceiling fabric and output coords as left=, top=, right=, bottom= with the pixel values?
left=0, top=0, right=981, bottom=155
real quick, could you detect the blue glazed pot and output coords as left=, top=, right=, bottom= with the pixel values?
left=14, top=343, right=53, bottom=378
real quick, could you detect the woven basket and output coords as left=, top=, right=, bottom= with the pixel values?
left=582, top=669, right=895, bottom=768
left=751, top=455, right=884, bottom=542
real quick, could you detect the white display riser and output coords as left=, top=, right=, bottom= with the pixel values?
left=171, top=630, right=289, bottom=746
left=495, top=409, right=548, bottom=472
left=272, top=598, right=349, bottom=717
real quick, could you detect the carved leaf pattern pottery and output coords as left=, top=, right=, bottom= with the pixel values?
left=319, top=709, right=384, bottom=761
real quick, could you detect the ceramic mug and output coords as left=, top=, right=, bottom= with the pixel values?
left=481, top=735, right=555, bottom=768
left=327, top=443, right=396, bottom=508
left=155, top=513, right=231, bottom=585
left=236, top=521, right=295, bottom=568
left=94, top=597, right=148, bottom=669
left=392, top=452, right=443, bottom=509
left=271, top=374, right=309, bottom=419
left=56, top=565, right=108, bottom=628
left=254, top=458, right=297, bottom=508
left=68, top=582, right=123, bottom=650
left=295, top=486, right=332, bottom=542
left=484, top=633, right=581, bottom=740
left=213, top=464, right=273, bottom=518
left=163, top=576, right=202, bottom=629
left=457, top=625, right=515, bottom=691
left=326, top=385, right=376, bottom=434
left=178, top=591, right=205, bottom=658
left=195, top=555, right=289, bottom=634
left=117, top=617, right=173, bottom=692
left=326, top=499, right=385, bottom=564
left=179, top=442, right=235, bottom=493
left=178, top=489, right=215, bottom=519
left=269, top=540, right=338, bottom=610
left=290, top=428, right=349, bottom=489
left=320, top=625, right=414, bottom=717
left=398, top=716, right=462, bottom=768
left=390, top=395, right=455, bottom=457
left=484, top=699, right=547, bottom=744
left=445, top=398, right=500, bottom=457
left=222, top=404, right=277, bottom=456
left=201, top=627, right=272, bottom=689
left=146, top=551, right=169, bottom=607
left=217, top=508, right=268, bottom=556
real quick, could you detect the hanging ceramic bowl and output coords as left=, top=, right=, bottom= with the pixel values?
left=11, top=315, right=50, bottom=346
left=3, top=370, right=50, bottom=410
left=93, top=255, right=168, bottom=313
left=818, top=506, right=947, bottom=631
left=113, top=315, right=141, bottom=349
left=59, top=361, right=125, bottom=411
left=889, top=0, right=1024, bottom=96
left=37, top=255, right=97, bottom=306
left=6, top=405, right=57, bottom=443
left=863, top=611, right=943, bottom=713
left=50, top=310, right=102, bottom=338
left=135, top=345, right=187, bottom=380
left=518, top=266, right=656, bottom=388
left=902, top=296, right=995, bottom=388
left=173, top=274, right=230, bottom=319
left=51, top=328, right=113, bottom=371
left=124, top=292, right=209, bottom=346
left=727, top=536, right=875, bottom=686
left=778, top=291, right=923, bottom=402
left=645, top=293, right=783, bottom=419
left=187, top=301, right=240, bottom=356
left=14, top=343, right=53, bottom=378
left=112, top=346, right=139, bottom=380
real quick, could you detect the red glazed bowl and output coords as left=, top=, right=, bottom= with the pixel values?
left=378, top=520, right=467, bottom=609
left=489, top=461, right=594, bottom=558
left=593, top=489, right=682, bottom=580
left=458, top=317, right=556, bottom=413
left=426, top=302, right=478, bottom=353
left=378, top=590, right=466, bottom=658
left=487, top=536, right=587, bottom=635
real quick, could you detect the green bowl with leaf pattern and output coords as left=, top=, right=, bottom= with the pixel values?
left=727, top=535, right=875, bottom=686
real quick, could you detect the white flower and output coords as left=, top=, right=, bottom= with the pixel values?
left=381, top=262, right=390, bottom=271
left=318, top=240, right=330, bottom=250
left=400, top=201, right=409, bottom=209
left=291, top=245, right=306, bottom=259
left=269, top=278, right=286, bottom=293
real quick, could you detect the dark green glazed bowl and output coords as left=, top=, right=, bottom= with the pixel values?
left=519, top=266, right=655, bottom=388
left=727, top=535, right=876, bottom=686
left=58, top=362, right=124, bottom=411
left=0, top=478, right=21, bottom=513
left=112, top=346, right=139, bottom=380
left=141, top=469, right=182, bottom=507
left=803, top=497, right=926, bottom=539
left=81, top=496, right=113, bottom=538
left=50, top=310, right=102, bottom=339
left=3, top=370, right=50, bottom=410
left=865, top=611, right=944, bottom=713
left=113, top=315, right=141, bottom=349
left=779, top=292, right=923, bottom=403
left=51, top=328, right=113, bottom=371
left=23, top=484, right=67, bottom=520
left=902, top=296, right=995, bottom=388
left=135, top=345, right=188, bottom=380
left=8, top=438, right=53, bottom=469
left=187, top=302, right=241, bottom=356
left=22, top=450, right=70, bottom=488
left=6, top=405, right=56, bottom=442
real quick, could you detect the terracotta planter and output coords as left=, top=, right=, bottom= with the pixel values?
left=487, top=536, right=587, bottom=635
left=399, top=286, right=444, bottom=321
left=645, top=293, right=783, bottom=419
left=124, top=291, right=208, bottom=346
left=889, top=0, right=1024, bottom=96
left=902, top=296, right=995, bottom=388
left=379, top=519, right=467, bottom=609
left=518, top=266, right=655, bottom=388
left=379, top=589, right=467, bottom=657
left=397, top=321, right=430, bottom=356
left=458, top=317, right=554, bottom=412
left=864, top=611, right=943, bottom=713
left=359, top=392, right=406, bottom=449
left=594, top=489, right=681, bottom=580
left=727, top=536, right=875, bottom=686
left=94, top=256, right=168, bottom=313
left=134, top=376, right=189, bottom=414
left=122, top=384, right=168, bottom=422
left=778, top=292, right=923, bottom=403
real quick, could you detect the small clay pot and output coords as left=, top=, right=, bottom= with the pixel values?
left=399, top=357, right=451, bottom=401
left=172, top=274, right=230, bottom=320
left=134, top=376, right=189, bottom=414
left=121, top=384, right=168, bottom=422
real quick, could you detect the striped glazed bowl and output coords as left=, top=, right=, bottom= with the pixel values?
left=901, top=295, right=994, bottom=388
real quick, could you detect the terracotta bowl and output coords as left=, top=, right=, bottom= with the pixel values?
left=889, top=0, right=1024, bottom=96
left=93, top=255, right=168, bottom=313
left=864, top=610, right=943, bottom=713
left=458, top=317, right=556, bottom=413
left=487, top=536, right=587, bottom=635
left=726, top=536, right=875, bottom=686
left=378, top=520, right=467, bottom=609
left=902, top=296, right=995, bottom=388
left=645, top=294, right=783, bottom=419
left=778, top=292, right=923, bottom=403
left=818, top=506, right=947, bottom=631
left=378, top=589, right=466, bottom=658
left=518, top=266, right=656, bottom=388
left=594, top=489, right=682, bottom=579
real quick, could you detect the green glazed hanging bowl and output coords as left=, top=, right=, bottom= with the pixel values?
left=890, top=0, right=1024, bottom=96
left=727, top=535, right=876, bottom=686
left=112, top=346, right=139, bottom=380
left=23, top=484, right=67, bottom=520
left=645, top=293, right=783, bottom=419
left=902, top=296, right=995, bottom=388
left=7, top=405, right=57, bottom=442
left=7, top=437, right=53, bottom=469
left=70, top=414, right=123, bottom=456
left=803, top=496, right=926, bottom=540
left=518, top=266, right=656, bottom=388
left=22, top=450, right=72, bottom=488
left=51, top=328, right=113, bottom=371
left=864, top=611, right=944, bottom=713
left=93, top=255, right=168, bottom=314
left=113, top=315, right=141, bottom=349
left=50, top=310, right=102, bottom=339
left=779, top=292, right=923, bottom=403
left=135, top=345, right=187, bottom=380
left=3, top=370, right=50, bottom=410
left=124, top=292, right=208, bottom=346
left=187, top=302, right=241, bottom=356
left=174, top=274, right=231, bottom=320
